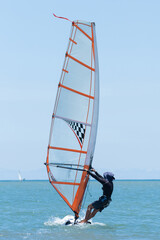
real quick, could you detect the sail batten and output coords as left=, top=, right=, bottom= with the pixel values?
left=66, top=52, right=95, bottom=71
left=52, top=181, right=80, bottom=186
left=62, top=68, right=69, bottom=73
left=72, top=22, right=93, bottom=41
left=49, top=146, right=87, bottom=154
left=46, top=20, right=99, bottom=218
left=59, top=83, right=94, bottom=99
left=69, top=38, right=77, bottom=45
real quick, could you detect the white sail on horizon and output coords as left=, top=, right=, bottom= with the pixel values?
left=18, top=171, right=25, bottom=181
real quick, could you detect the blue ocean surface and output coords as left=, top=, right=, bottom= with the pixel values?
left=0, top=180, right=160, bottom=240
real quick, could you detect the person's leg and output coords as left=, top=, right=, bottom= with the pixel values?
left=80, top=204, right=93, bottom=223
left=87, top=208, right=99, bottom=221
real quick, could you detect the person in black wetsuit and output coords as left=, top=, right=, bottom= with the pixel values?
left=80, top=168, right=115, bottom=223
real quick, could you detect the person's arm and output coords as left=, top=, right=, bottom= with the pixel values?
left=87, top=169, right=106, bottom=184
left=90, top=168, right=103, bottom=178
left=95, top=171, right=103, bottom=178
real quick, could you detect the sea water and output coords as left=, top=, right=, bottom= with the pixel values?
left=0, top=180, right=160, bottom=240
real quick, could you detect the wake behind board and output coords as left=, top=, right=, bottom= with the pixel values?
left=65, top=220, right=91, bottom=225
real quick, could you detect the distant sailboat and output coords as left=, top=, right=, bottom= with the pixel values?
left=18, top=171, right=25, bottom=181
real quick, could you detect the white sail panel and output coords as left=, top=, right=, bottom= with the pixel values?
left=62, top=60, right=94, bottom=97
left=55, top=88, right=94, bottom=123
left=69, top=28, right=92, bottom=66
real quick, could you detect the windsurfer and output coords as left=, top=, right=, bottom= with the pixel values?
left=80, top=168, right=115, bottom=223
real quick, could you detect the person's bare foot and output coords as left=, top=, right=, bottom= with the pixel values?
left=79, top=219, right=86, bottom=223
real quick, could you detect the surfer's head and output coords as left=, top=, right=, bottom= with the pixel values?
left=103, top=172, right=115, bottom=182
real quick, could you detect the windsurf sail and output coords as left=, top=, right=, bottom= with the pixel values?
left=18, top=171, right=25, bottom=181
left=45, top=20, right=99, bottom=219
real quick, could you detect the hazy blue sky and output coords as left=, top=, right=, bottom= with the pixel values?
left=0, top=0, right=160, bottom=180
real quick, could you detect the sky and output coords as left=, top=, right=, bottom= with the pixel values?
left=0, top=0, right=160, bottom=180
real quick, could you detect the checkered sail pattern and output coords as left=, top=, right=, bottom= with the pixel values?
left=66, top=121, right=85, bottom=146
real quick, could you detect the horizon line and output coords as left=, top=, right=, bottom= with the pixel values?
left=0, top=179, right=160, bottom=182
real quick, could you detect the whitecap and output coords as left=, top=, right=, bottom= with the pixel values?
left=44, top=214, right=106, bottom=227
left=44, top=215, right=75, bottom=226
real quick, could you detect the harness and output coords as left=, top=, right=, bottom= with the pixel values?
left=99, top=195, right=112, bottom=208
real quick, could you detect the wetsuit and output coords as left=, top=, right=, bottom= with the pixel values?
left=88, top=170, right=114, bottom=212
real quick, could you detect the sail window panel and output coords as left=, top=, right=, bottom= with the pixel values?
left=74, top=21, right=92, bottom=39
left=70, top=28, right=93, bottom=68
left=49, top=152, right=85, bottom=182
left=63, top=58, right=94, bottom=96
left=50, top=118, right=81, bottom=150
left=56, top=87, right=93, bottom=124
left=52, top=182, right=79, bottom=206
left=49, top=150, right=86, bottom=184
left=50, top=118, right=92, bottom=154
